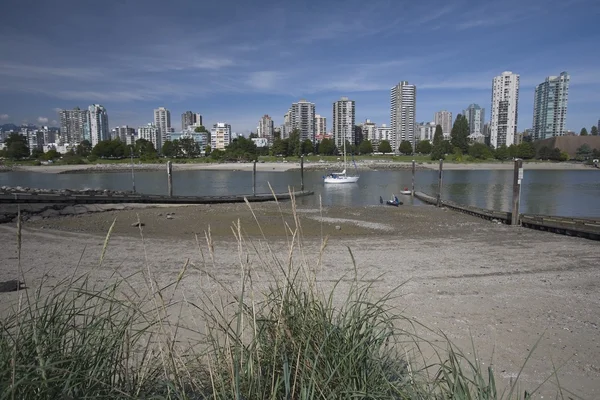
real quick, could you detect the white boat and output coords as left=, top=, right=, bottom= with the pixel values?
left=324, top=129, right=359, bottom=184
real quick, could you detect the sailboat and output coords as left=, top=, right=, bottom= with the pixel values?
left=323, top=128, right=359, bottom=184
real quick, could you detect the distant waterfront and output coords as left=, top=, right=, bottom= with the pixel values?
left=2, top=169, right=598, bottom=218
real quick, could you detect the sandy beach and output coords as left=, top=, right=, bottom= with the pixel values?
left=9, top=160, right=594, bottom=174
left=1, top=201, right=599, bottom=399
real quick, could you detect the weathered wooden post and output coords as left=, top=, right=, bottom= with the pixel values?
left=511, top=159, right=523, bottom=226
left=300, top=155, right=304, bottom=192
left=437, top=159, right=443, bottom=207
left=167, top=161, right=173, bottom=197
left=253, top=160, right=257, bottom=196
left=411, top=160, right=415, bottom=196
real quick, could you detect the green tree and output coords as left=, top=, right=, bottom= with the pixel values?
left=580, top=128, right=588, bottom=136
left=180, top=137, right=201, bottom=157
left=468, top=142, right=492, bottom=159
left=225, top=136, right=258, bottom=161
left=415, top=140, right=432, bottom=154
left=161, top=140, right=177, bottom=158
left=507, top=144, right=518, bottom=159
left=135, top=138, right=158, bottom=160
left=31, top=148, right=44, bottom=159
left=549, top=147, right=562, bottom=161
left=441, top=140, right=453, bottom=155
left=194, top=125, right=208, bottom=133
left=559, top=151, right=569, bottom=161
left=433, top=125, right=444, bottom=146
left=378, top=140, right=392, bottom=154
left=271, top=138, right=288, bottom=156
left=41, top=149, right=60, bottom=161
left=3, top=133, right=29, bottom=159
left=591, top=126, right=598, bottom=136
left=430, top=146, right=445, bottom=160
left=301, top=139, right=314, bottom=155
left=398, top=140, right=413, bottom=155
left=318, top=138, right=335, bottom=155
left=494, top=145, right=510, bottom=160
left=451, top=147, right=463, bottom=162
left=575, top=144, right=592, bottom=160
left=516, top=142, right=535, bottom=159
left=537, top=145, right=551, bottom=160
left=76, top=140, right=92, bottom=156
left=358, top=140, right=373, bottom=154
left=204, top=144, right=211, bottom=156
left=287, top=129, right=302, bottom=157
left=450, top=114, right=470, bottom=153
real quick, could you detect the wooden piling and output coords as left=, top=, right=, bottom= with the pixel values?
left=167, top=161, right=173, bottom=197
left=411, top=160, right=415, bottom=196
left=300, top=155, right=304, bottom=191
left=437, top=159, right=443, bottom=207
left=253, top=160, right=257, bottom=196
left=511, top=159, right=523, bottom=226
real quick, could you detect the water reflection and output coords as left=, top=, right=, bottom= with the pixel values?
left=1, top=169, right=598, bottom=218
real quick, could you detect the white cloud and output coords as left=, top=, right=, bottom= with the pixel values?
left=53, top=107, right=63, bottom=112
left=37, top=116, right=49, bottom=123
left=51, top=120, right=58, bottom=125
left=0, top=114, right=9, bottom=120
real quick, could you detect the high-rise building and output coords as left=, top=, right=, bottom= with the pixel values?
left=374, top=124, right=392, bottom=151
left=58, top=107, right=89, bottom=145
left=282, top=109, right=292, bottom=139
left=532, top=71, right=570, bottom=141
left=181, top=111, right=202, bottom=131
left=332, top=97, right=356, bottom=149
left=138, top=123, right=161, bottom=152
left=88, top=104, right=109, bottom=147
left=257, top=115, right=274, bottom=145
left=211, top=122, right=231, bottom=150
left=390, top=81, right=416, bottom=151
left=416, top=121, right=437, bottom=142
left=315, top=114, right=327, bottom=137
left=360, top=119, right=377, bottom=142
left=112, top=126, right=136, bottom=142
left=463, top=104, right=485, bottom=141
left=434, top=110, right=452, bottom=139
left=490, top=71, right=520, bottom=148
left=289, top=99, right=316, bottom=142
left=154, top=107, right=172, bottom=143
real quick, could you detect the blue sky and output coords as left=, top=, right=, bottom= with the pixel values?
left=0, top=0, right=598, bottom=134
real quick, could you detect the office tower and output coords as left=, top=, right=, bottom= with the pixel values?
left=390, top=81, right=416, bottom=151
left=332, top=96, right=356, bottom=149
left=211, top=122, right=231, bottom=150
left=490, top=71, right=520, bottom=148
left=532, top=71, right=570, bottom=140
left=257, top=115, right=274, bottom=145
left=88, top=104, right=109, bottom=147
left=58, top=107, right=89, bottom=145
left=289, top=99, right=316, bottom=142
left=181, top=111, right=202, bottom=131
left=154, top=107, right=171, bottom=143
left=463, top=104, right=485, bottom=140
left=434, top=110, right=452, bottom=139
left=138, top=123, right=161, bottom=152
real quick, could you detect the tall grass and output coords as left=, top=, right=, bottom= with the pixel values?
left=0, top=193, right=572, bottom=399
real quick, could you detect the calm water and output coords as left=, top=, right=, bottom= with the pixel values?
left=1, top=169, right=599, bottom=218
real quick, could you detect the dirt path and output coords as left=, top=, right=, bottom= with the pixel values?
left=1, top=203, right=598, bottom=399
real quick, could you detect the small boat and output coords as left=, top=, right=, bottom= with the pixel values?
left=324, top=128, right=359, bottom=184
left=399, top=187, right=412, bottom=195
left=385, top=194, right=402, bottom=207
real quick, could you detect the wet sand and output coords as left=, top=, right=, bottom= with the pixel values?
left=1, top=202, right=599, bottom=399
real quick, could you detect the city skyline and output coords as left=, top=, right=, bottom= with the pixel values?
left=0, top=0, right=598, bottom=134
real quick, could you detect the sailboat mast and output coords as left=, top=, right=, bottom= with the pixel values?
left=343, top=126, right=347, bottom=169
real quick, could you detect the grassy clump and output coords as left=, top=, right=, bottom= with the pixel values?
left=0, top=196, right=567, bottom=399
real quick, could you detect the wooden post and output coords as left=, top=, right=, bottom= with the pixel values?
left=437, top=159, right=443, bottom=207
left=253, top=160, right=257, bottom=196
left=167, top=161, right=173, bottom=197
left=511, top=159, right=523, bottom=226
left=411, top=159, right=415, bottom=196
left=300, top=155, right=304, bottom=192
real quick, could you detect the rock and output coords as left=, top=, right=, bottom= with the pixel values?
left=157, top=213, right=163, bottom=216
left=40, top=209, right=59, bottom=218
left=131, top=222, right=145, bottom=227
left=28, top=216, right=43, bottom=222
left=167, top=215, right=174, bottom=220
left=335, top=225, right=341, bottom=230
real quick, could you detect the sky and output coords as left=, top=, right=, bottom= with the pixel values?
left=0, top=0, right=599, bottom=135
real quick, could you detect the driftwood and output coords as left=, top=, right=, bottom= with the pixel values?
left=0, top=280, right=25, bottom=293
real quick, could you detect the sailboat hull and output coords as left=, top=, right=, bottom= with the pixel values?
left=323, top=175, right=359, bottom=184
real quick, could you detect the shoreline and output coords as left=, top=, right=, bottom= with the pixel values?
left=8, top=160, right=594, bottom=174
